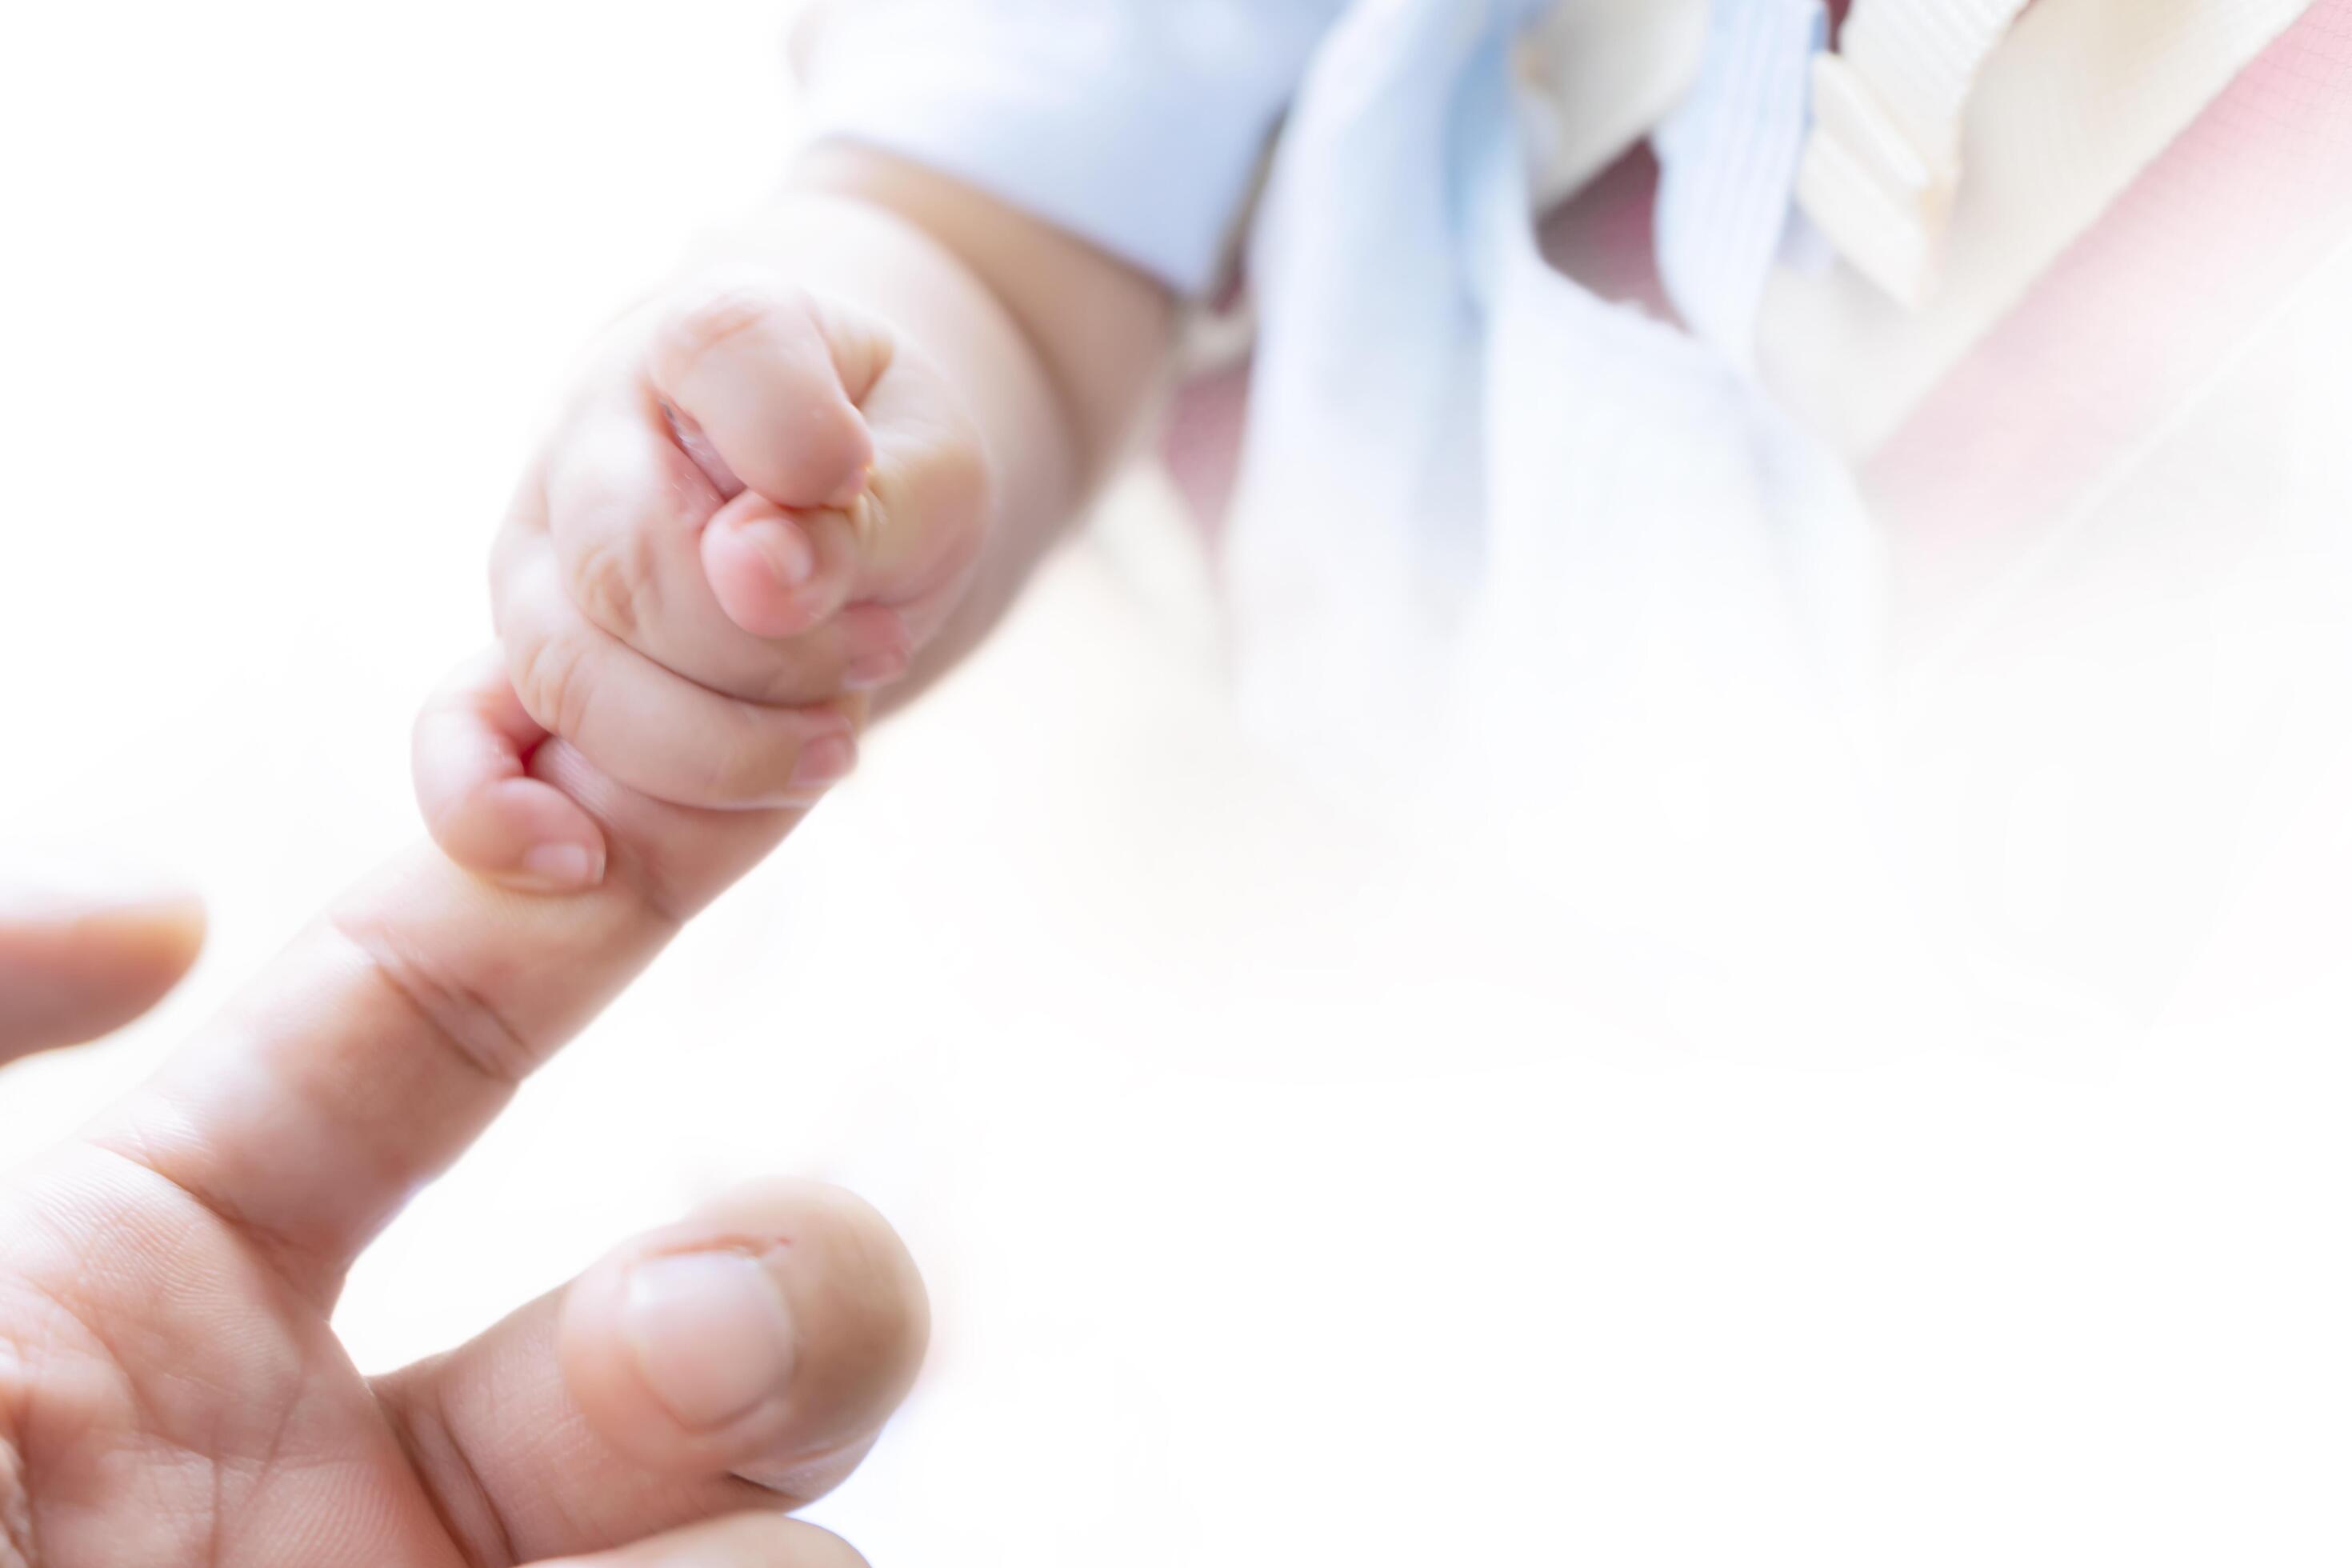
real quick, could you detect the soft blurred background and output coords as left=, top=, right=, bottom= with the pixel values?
left=8, top=3, right=2352, bottom=1562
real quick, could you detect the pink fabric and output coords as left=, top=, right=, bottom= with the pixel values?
left=1865, top=0, right=2352, bottom=622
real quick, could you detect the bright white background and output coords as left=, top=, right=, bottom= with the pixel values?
left=7, top=4, right=2352, bottom=1563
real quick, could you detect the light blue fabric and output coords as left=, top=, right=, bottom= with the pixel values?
left=804, top=0, right=1890, bottom=957
left=1222, top=0, right=1884, bottom=942
left=801, top=0, right=1826, bottom=324
left=796, top=0, right=1347, bottom=295
left=1654, top=0, right=1830, bottom=365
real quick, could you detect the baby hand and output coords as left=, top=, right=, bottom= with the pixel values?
left=417, top=262, right=990, bottom=890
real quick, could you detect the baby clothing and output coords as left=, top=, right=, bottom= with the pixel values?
left=794, top=2, right=1874, bottom=746
left=798, top=0, right=1894, bottom=1024
left=794, top=0, right=1707, bottom=298
left=795, top=0, right=2352, bottom=1038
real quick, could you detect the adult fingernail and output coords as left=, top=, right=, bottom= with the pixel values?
left=521, top=842, right=602, bottom=891
left=787, top=733, right=858, bottom=797
left=622, top=1250, right=798, bottom=1430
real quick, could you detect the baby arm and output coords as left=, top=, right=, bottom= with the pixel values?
left=416, top=147, right=1177, bottom=889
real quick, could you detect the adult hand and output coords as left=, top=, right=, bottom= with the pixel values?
left=0, top=655, right=927, bottom=1566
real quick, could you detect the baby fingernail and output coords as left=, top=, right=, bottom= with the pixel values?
left=826, top=463, right=874, bottom=510
left=739, top=515, right=817, bottom=590
left=846, top=641, right=910, bottom=691
left=622, top=1250, right=798, bottom=1430
left=522, top=842, right=602, bottom=890
left=788, top=734, right=858, bottom=797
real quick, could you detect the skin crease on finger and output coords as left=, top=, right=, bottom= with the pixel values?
left=0, top=862, right=923, bottom=1566
left=0, top=140, right=1163, bottom=1565
left=2, top=1430, right=30, bottom=1566
left=566, top=398, right=914, bottom=706
left=0, top=1134, right=923, bottom=1567
left=436, top=154, right=1117, bottom=894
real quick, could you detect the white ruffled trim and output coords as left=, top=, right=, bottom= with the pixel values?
left=1796, top=0, right=2033, bottom=306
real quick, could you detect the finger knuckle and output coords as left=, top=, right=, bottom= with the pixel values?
left=326, top=909, right=542, bottom=1087
left=568, top=527, right=661, bottom=642
left=928, top=425, right=995, bottom=544
left=511, top=624, right=594, bottom=744
left=696, top=710, right=800, bottom=805
left=653, top=274, right=809, bottom=377
left=751, top=650, right=838, bottom=709
left=373, top=1376, right=525, bottom=1567
left=811, top=295, right=896, bottom=402
left=869, top=422, right=994, bottom=580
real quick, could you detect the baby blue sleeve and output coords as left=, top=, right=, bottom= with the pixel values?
left=793, top=0, right=1349, bottom=297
